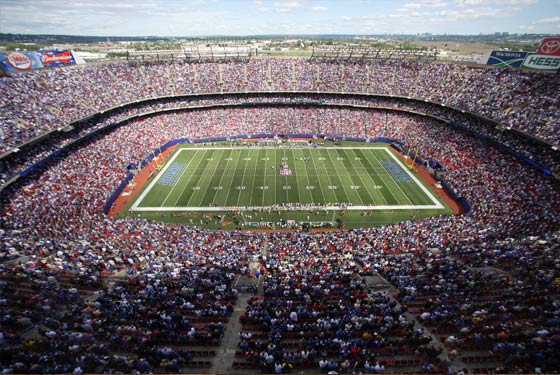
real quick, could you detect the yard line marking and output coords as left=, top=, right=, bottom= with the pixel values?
left=248, top=149, right=260, bottom=207
left=309, top=149, right=331, bottom=205
left=171, top=150, right=211, bottom=207
left=223, top=150, right=243, bottom=207
left=184, top=149, right=223, bottom=207
left=261, top=148, right=268, bottom=207
left=290, top=149, right=302, bottom=204
left=352, top=149, right=388, bottom=205
left=282, top=148, right=289, bottom=201
left=337, top=148, right=365, bottom=206
left=296, top=149, right=314, bottom=203
left=273, top=149, right=277, bottom=205
left=348, top=148, right=382, bottom=205
left=325, top=148, right=353, bottom=204
left=206, top=149, right=232, bottom=207
left=235, top=149, right=251, bottom=207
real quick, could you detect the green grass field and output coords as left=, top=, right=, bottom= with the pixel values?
left=126, top=142, right=453, bottom=229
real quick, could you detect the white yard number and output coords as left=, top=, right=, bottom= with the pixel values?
left=225, top=157, right=233, bottom=161
left=281, top=157, right=288, bottom=161
left=306, top=186, right=316, bottom=190
left=206, top=158, right=214, bottom=161
left=350, top=185, right=360, bottom=190
left=192, top=186, right=200, bottom=190
left=283, top=185, right=291, bottom=190
left=213, top=186, right=223, bottom=190
left=372, top=185, right=383, bottom=189
left=262, top=157, right=270, bottom=161
left=328, top=185, right=338, bottom=190
left=354, top=157, right=361, bottom=161
left=336, top=157, right=344, bottom=160
left=259, top=186, right=269, bottom=190
left=318, top=157, right=326, bottom=161
left=243, top=158, right=251, bottom=161
left=236, top=186, right=246, bottom=190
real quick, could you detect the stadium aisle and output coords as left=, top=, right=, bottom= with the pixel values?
left=211, top=282, right=258, bottom=373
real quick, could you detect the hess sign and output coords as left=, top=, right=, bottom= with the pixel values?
left=523, top=37, right=560, bottom=71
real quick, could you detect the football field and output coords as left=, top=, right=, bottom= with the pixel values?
left=130, top=143, right=447, bottom=222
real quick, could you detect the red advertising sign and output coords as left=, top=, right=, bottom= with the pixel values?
left=536, top=37, right=560, bottom=56
left=41, top=50, right=75, bottom=67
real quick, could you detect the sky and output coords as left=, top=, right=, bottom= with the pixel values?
left=0, top=0, right=559, bottom=36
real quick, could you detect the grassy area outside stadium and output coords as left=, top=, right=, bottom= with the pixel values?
left=123, top=141, right=454, bottom=230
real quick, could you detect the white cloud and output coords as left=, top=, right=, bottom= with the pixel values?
left=256, top=0, right=305, bottom=13
left=402, top=0, right=447, bottom=10
left=403, top=2, right=422, bottom=9
left=311, top=5, right=327, bottom=11
left=519, top=16, right=560, bottom=32
left=458, top=0, right=537, bottom=5
left=536, top=16, right=560, bottom=23
left=495, top=0, right=538, bottom=4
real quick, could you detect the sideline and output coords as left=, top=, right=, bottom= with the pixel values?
left=388, top=147, right=464, bottom=214
left=108, top=145, right=178, bottom=218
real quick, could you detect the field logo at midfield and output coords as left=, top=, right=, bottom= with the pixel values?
left=279, top=161, right=292, bottom=176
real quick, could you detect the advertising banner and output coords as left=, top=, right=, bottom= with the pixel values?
left=536, top=37, right=560, bottom=56
left=0, top=51, right=44, bottom=72
left=40, top=50, right=76, bottom=68
left=0, top=50, right=76, bottom=73
left=522, top=37, right=560, bottom=71
left=486, top=50, right=529, bottom=68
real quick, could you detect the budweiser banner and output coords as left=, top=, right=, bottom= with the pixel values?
left=40, top=50, right=76, bottom=68
left=522, top=37, right=560, bottom=71
left=0, top=50, right=76, bottom=73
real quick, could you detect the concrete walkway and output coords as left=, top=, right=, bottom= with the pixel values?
left=210, top=292, right=252, bottom=374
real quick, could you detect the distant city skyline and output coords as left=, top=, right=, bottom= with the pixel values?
left=0, top=0, right=559, bottom=37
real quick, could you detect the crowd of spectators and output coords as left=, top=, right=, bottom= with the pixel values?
left=1, top=58, right=558, bottom=155
left=1, top=93, right=558, bottom=188
left=1, top=102, right=558, bottom=372
left=236, top=233, right=442, bottom=373
left=0, top=58, right=559, bottom=374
